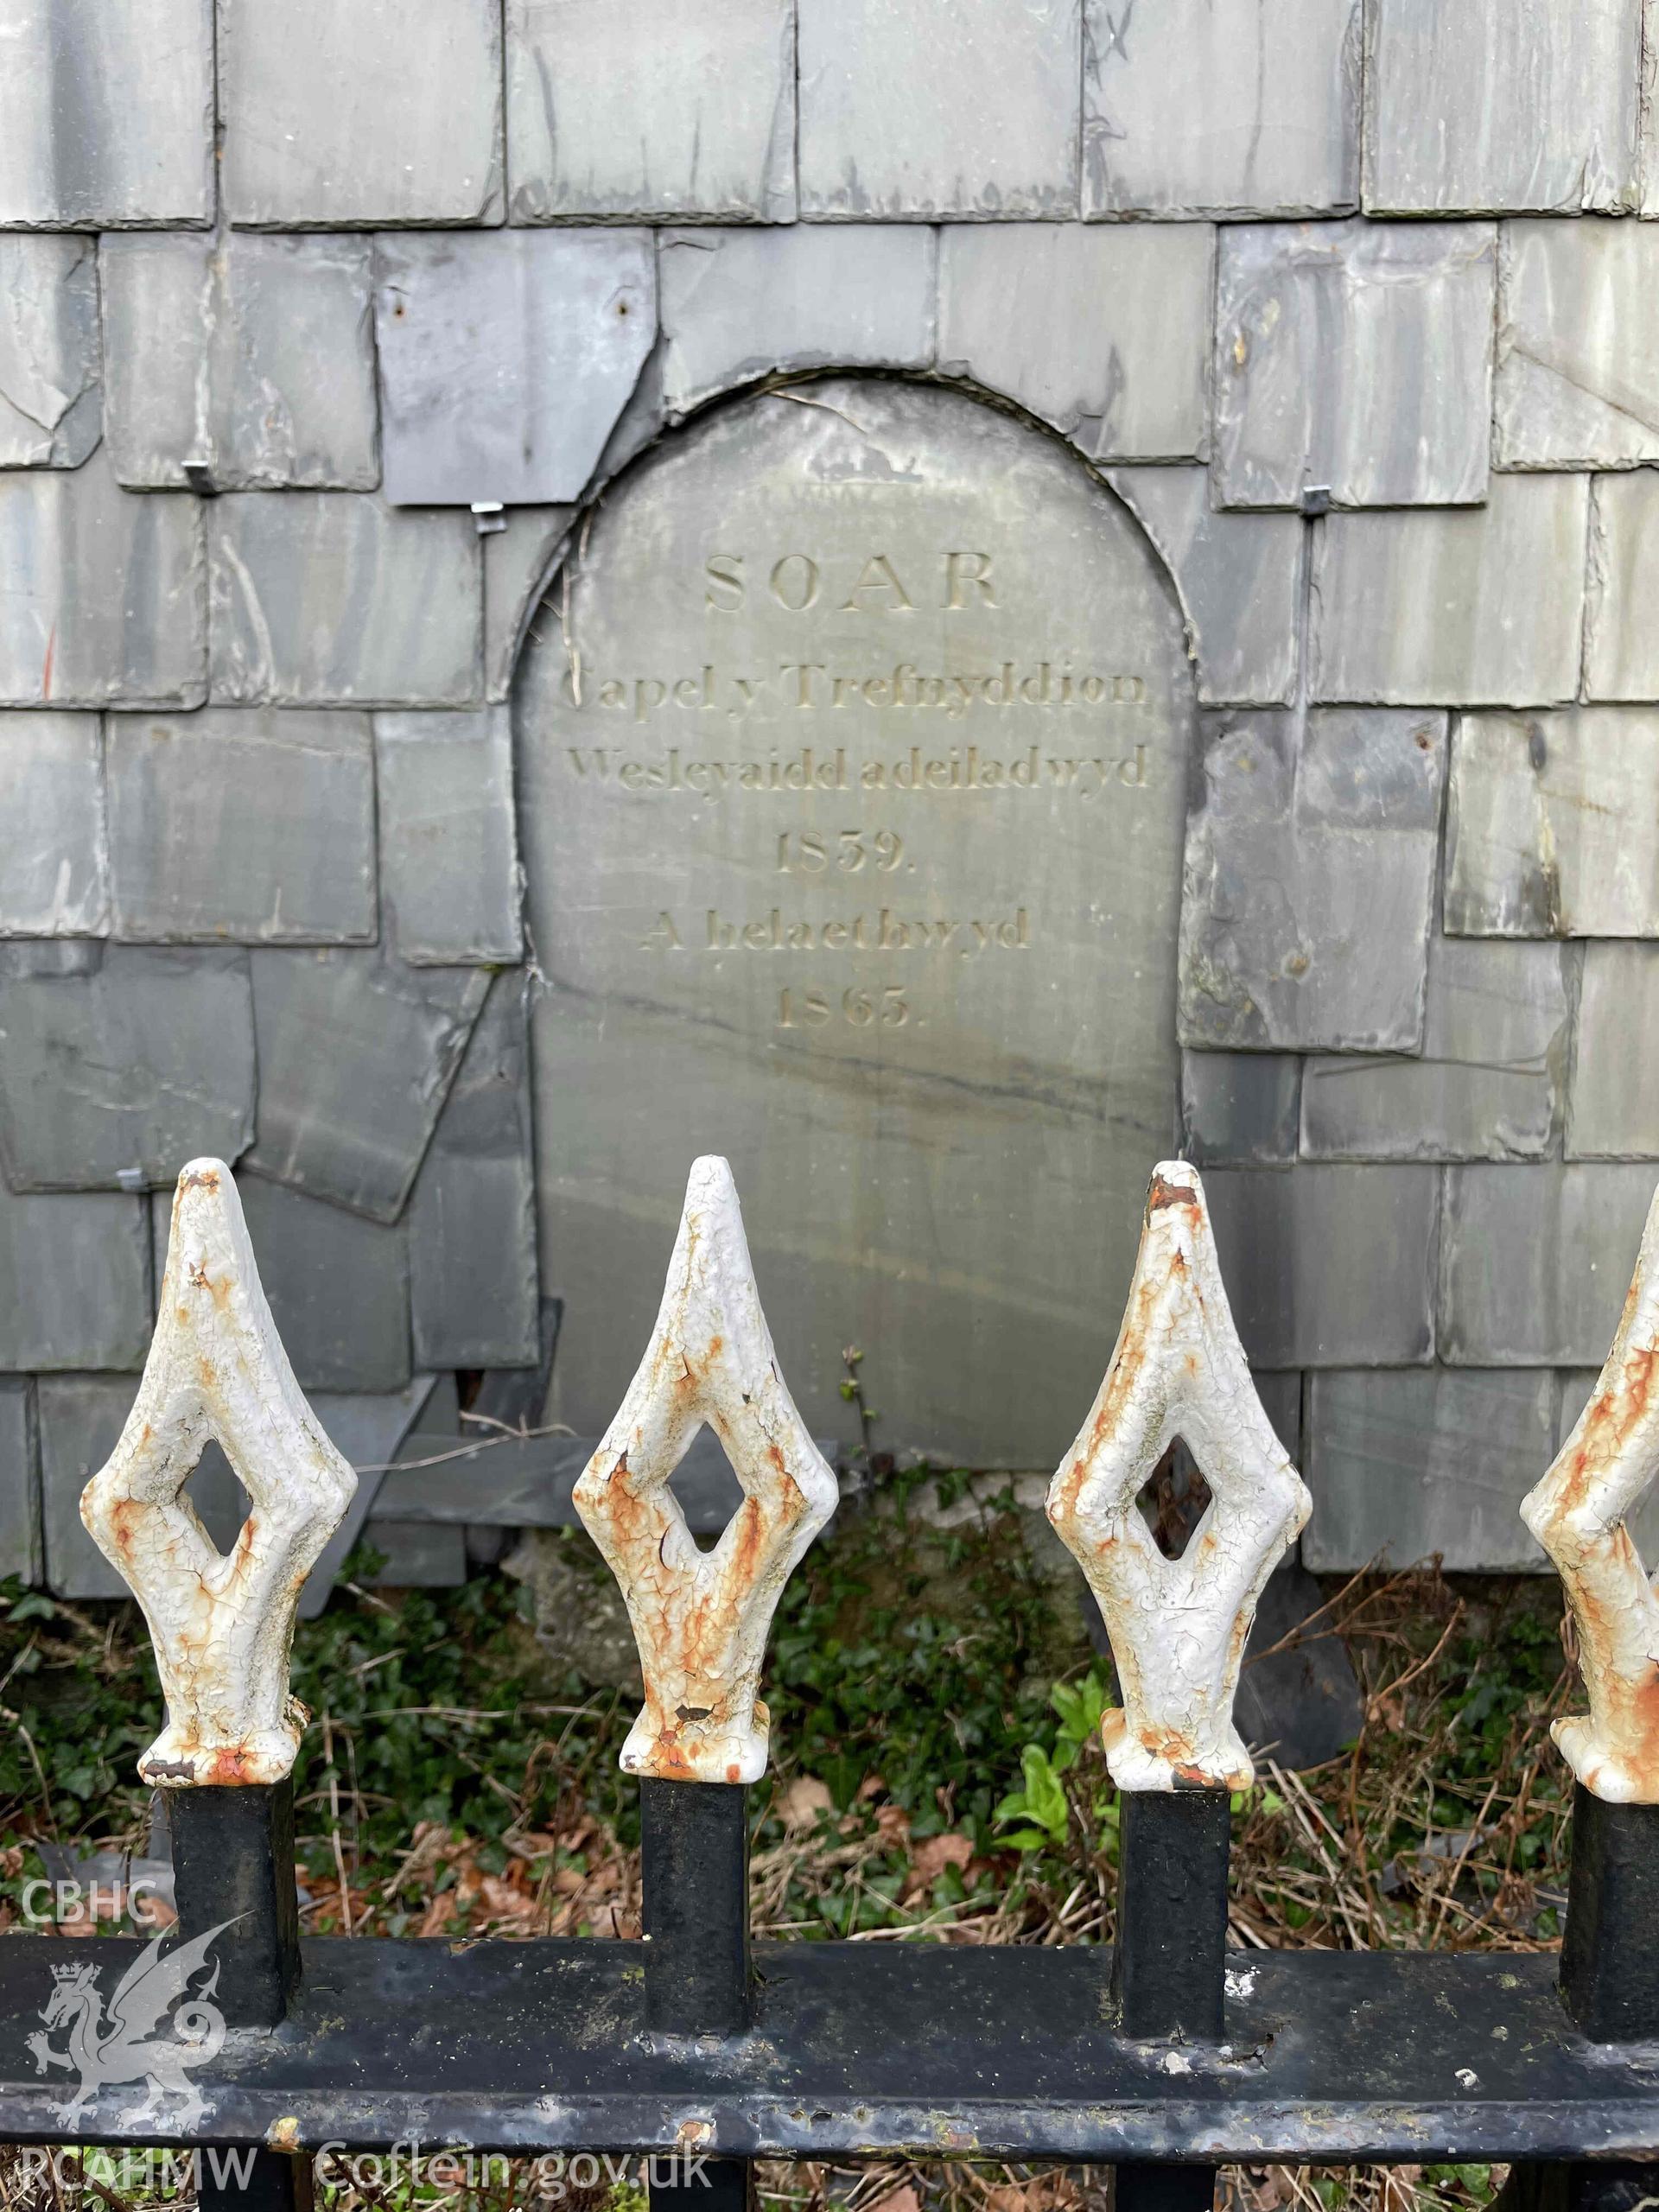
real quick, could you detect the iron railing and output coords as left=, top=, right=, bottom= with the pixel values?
left=2, top=1154, right=1658, bottom=2212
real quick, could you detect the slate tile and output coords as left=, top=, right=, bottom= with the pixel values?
left=1300, top=938, right=1568, bottom=1161
left=0, top=238, right=99, bottom=467
left=375, top=232, right=654, bottom=508
left=1311, top=476, right=1589, bottom=707
left=1451, top=708, right=1659, bottom=933
left=107, top=709, right=375, bottom=945
left=0, top=942, right=102, bottom=980
left=0, top=0, right=213, bottom=226
left=1082, top=0, right=1357, bottom=217
left=1303, top=1369, right=1554, bottom=1572
left=0, top=448, right=204, bottom=709
left=0, top=1191, right=150, bottom=1371
left=1180, top=1052, right=1301, bottom=1166
left=1108, top=469, right=1301, bottom=707
left=658, top=227, right=934, bottom=416
left=40, top=1375, right=137, bottom=1598
left=1214, top=221, right=1495, bottom=509
left=0, top=713, right=107, bottom=938
left=1586, top=474, right=1659, bottom=701
left=1445, top=709, right=1659, bottom=938
left=506, top=0, right=795, bottom=223
left=1567, top=944, right=1659, bottom=1159
left=148, top=1173, right=410, bottom=1393
left=938, top=225, right=1211, bottom=464
left=295, top=1376, right=440, bottom=1616
left=1179, top=709, right=1444, bottom=1051
left=797, top=0, right=1078, bottom=219
left=0, top=1380, right=38, bottom=1583
left=1497, top=221, right=1659, bottom=470
left=363, top=1519, right=468, bottom=1586
left=101, top=234, right=378, bottom=493
left=0, top=947, right=254, bottom=1192
left=375, top=709, right=520, bottom=964
left=220, top=0, right=502, bottom=226
left=1204, top=1166, right=1439, bottom=1367
left=483, top=507, right=573, bottom=702
left=1363, top=0, right=1642, bottom=214
left=246, top=949, right=490, bottom=1223
left=408, top=975, right=539, bottom=1370
left=1440, top=1162, right=1658, bottom=1364
left=207, top=495, right=480, bottom=707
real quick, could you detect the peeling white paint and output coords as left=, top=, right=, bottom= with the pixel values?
left=574, top=1155, right=838, bottom=1784
left=1522, top=1178, right=1659, bottom=1803
left=1046, top=1160, right=1311, bottom=1793
left=79, top=1159, right=357, bottom=1787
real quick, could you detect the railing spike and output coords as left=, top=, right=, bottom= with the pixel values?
left=574, top=1155, right=839, bottom=1784
left=1523, top=1179, right=1659, bottom=1804
left=1046, top=1160, right=1311, bottom=1793
left=80, top=1159, right=357, bottom=1788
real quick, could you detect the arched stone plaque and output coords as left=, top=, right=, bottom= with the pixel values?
left=516, top=378, right=1196, bottom=1465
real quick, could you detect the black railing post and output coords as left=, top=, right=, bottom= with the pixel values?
left=1111, top=1789, right=1230, bottom=2212
left=1497, top=1784, right=1659, bottom=2212
left=167, top=1783, right=311, bottom=2212
left=640, top=1779, right=753, bottom=2212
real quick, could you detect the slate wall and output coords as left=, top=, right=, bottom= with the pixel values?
left=2, top=0, right=1656, bottom=1588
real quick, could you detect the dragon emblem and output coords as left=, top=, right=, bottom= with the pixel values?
left=27, top=1922, right=232, bottom=2127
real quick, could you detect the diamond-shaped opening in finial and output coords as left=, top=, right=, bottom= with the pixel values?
left=1133, top=1438, right=1215, bottom=1561
left=180, top=1443, right=254, bottom=1563
left=666, top=1435, right=745, bottom=1555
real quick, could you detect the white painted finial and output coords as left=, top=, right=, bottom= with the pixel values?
left=574, top=1157, right=838, bottom=1783
left=1523, top=1181, right=1659, bottom=1804
left=80, top=1160, right=357, bottom=1788
left=1046, top=1161, right=1311, bottom=1793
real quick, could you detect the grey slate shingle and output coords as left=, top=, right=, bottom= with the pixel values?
left=0, top=1380, right=38, bottom=1584
left=1107, top=468, right=1302, bottom=707
left=938, top=225, right=1212, bottom=463
left=658, top=227, right=935, bottom=416
left=0, top=943, right=102, bottom=980
left=1204, top=1165, right=1440, bottom=1367
left=1586, top=474, right=1659, bottom=701
left=408, top=974, right=539, bottom=1370
left=1178, top=709, right=1445, bottom=1052
left=374, top=232, right=655, bottom=508
left=149, top=1174, right=410, bottom=1393
left=1497, top=221, right=1659, bottom=470
left=0, top=1191, right=150, bottom=1371
left=0, top=713, right=107, bottom=938
left=1445, top=709, right=1659, bottom=937
left=207, top=494, right=480, bottom=708
left=483, top=507, right=573, bottom=702
left=101, top=234, right=378, bottom=492
left=1303, top=1369, right=1554, bottom=1572
left=0, top=238, right=99, bottom=467
left=107, top=709, right=376, bottom=944
left=506, top=0, right=796, bottom=224
left=0, top=0, right=213, bottom=226
left=1300, top=937, right=1569, bottom=1161
left=1363, top=0, right=1643, bottom=214
left=0, top=947, right=254, bottom=1192
left=1082, top=0, right=1359, bottom=218
left=245, top=948, right=490, bottom=1223
left=1179, top=1052, right=1301, bottom=1166
left=1440, top=1162, right=1658, bottom=1365
left=797, top=0, right=1078, bottom=219
left=375, top=709, right=521, bottom=965
left=39, top=1375, right=138, bottom=1598
left=219, top=0, right=503, bottom=227
left=0, top=448, right=204, bottom=709
left=1311, top=476, right=1590, bottom=706
left=1567, top=944, right=1659, bottom=1160
left=1214, top=220, right=1495, bottom=509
